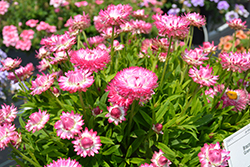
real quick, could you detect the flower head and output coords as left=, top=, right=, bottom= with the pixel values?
left=225, top=11, right=239, bottom=22
left=58, top=68, right=94, bottom=93
left=132, top=9, right=148, bottom=19
left=217, top=1, right=230, bottom=10
left=140, top=163, right=154, bottom=167
left=25, top=109, right=50, bottom=133
left=151, top=149, right=172, bottom=167
left=189, top=65, right=218, bottom=87
left=0, top=123, right=18, bottom=150
left=198, top=142, right=230, bottom=167
left=185, top=12, right=206, bottom=28
left=0, top=1, right=9, bottom=15
left=30, top=73, right=55, bottom=95
left=0, top=103, right=17, bottom=124
left=152, top=123, right=163, bottom=134
left=0, top=57, right=22, bottom=71
left=26, top=19, right=39, bottom=28
left=182, top=48, right=208, bottom=66
left=54, top=111, right=84, bottom=139
left=68, top=12, right=91, bottom=32
left=92, top=106, right=103, bottom=117
left=46, top=157, right=82, bottom=167
left=72, top=127, right=101, bottom=157
left=201, top=41, right=217, bottom=54
left=227, top=18, right=247, bottom=30
left=8, top=63, right=34, bottom=82
left=106, top=105, right=127, bottom=125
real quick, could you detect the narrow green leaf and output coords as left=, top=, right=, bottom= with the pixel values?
left=102, top=145, right=120, bottom=155
left=155, top=142, right=176, bottom=160
left=139, top=109, right=152, bottom=125
left=126, top=145, right=133, bottom=158
left=19, top=116, right=25, bottom=128
left=129, top=158, right=144, bottom=164
left=100, top=136, right=114, bottom=145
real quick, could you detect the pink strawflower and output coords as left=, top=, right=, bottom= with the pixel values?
left=50, top=87, right=60, bottom=97
left=0, top=57, right=22, bottom=71
left=111, top=40, right=124, bottom=51
left=50, top=0, right=66, bottom=8
left=140, top=163, right=154, bottom=167
left=11, top=132, right=22, bottom=149
left=152, top=123, right=163, bottom=134
left=151, top=37, right=174, bottom=53
left=87, top=36, right=105, bottom=47
left=221, top=89, right=249, bottom=112
left=0, top=0, right=9, bottom=15
left=15, top=39, right=32, bottom=51
left=2, top=25, right=19, bottom=47
left=36, top=46, right=51, bottom=59
left=96, top=44, right=111, bottom=53
left=98, top=4, right=132, bottom=28
left=92, top=106, right=103, bottom=116
left=40, top=32, right=76, bottom=52
left=182, top=48, right=208, bottom=66
left=30, top=73, right=55, bottom=95
left=0, top=103, right=17, bottom=124
left=189, top=65, right=218, bottom=87
left=54, top=111, right=84, bottom=139
left=25, top=109, right=50, bottom=133
left=75, top=1, right=88, bottom=7
left=151, top=149, right=172, bottom=167
left=58, top=68, right=94, bottom=93
left=106, top=67, right=158, bottom=104
left=8, top=63, right=34, bottom=82
left=106, top=105, right=127, bottom=125
left=140, top=39, right=153, bottom=56
left=219, top=52, right=250, bottom=73
left=20, top=30, right=34, bottom=40
left=67, top=12, right=91, bottom=33
left=26, top=19, right=39, bottom=28
left=101, top=26, right=120, bottom=39
left=153, top=14, right=190, bottom=39
left=132, top=9, right=149, bottom=19
left=37, top=59, right=50, bottom=72
left=70, top=48, right=110, bottom=72
left=120, top=21, right=134, bottom=33
left=0, top=123, right=18, bottom=150
left=36, top=21, right=50, bottom=31
left=130, top=20, right=152, bottom=35
left=185, top=12, right=206, bottom=28
left=227, top=18, right=247, bottom=30
left=201, top=41, right=217, bottom=54
left=198, top=142, right=230, bottom=167
left=72, top=127, right=101, bottom=157
left=205, top=88, right=217, bottom=103
left=50, top=51, right=69, bottom=65
left=45, top=157, right=82, bottom=167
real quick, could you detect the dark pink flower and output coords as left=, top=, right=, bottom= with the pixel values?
left=0, top=123, right=18, bottom=150
left=30, top=73, right=55, bottom=95
left=20, top=30, right=34, bottom=40
left=0, top=57, right=22, bottom=71
left=0, top=1, right=9, bottom=15
left=106, top=105, right=127, bottom=125
left=151, top=149, right=172, bottom=167
left=8, top=63, right=34, bottom=82
left=26, top=19, right=39, bottom=28
left=227, top=18, right=247, bottom=30
left=46, top=157, right=82, bottom=167
left=0, top=103, right=17, bottom=124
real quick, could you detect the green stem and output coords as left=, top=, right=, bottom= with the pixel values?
left=66, top=51, right=74, bottom=70
left=110, top=25, right=115, bottom=73
left=159, top=37, right=173, bottom=91
left=241, top=69, right=250, bottom=88
left=127, top=100, right=138, bottom=146
left=43, top=128, right=52, bottom=138
left=77, top=33, right=85, bottom=49
left=189, top=26, right=194, bottom=50
left=79, top=91, right=88, bottom=124
left=82, top=30, right=90, bottom=48
left=231, top=32, right=236, bottom=52
left=8, top=144, right=42, bottom=167
left=48, top=90, right=65, bottom=109
left=12, top=70, right=28, bottom=92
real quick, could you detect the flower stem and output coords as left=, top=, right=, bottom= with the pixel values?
left=79, top=91, right=88, bottom=124
left=241, top=69, right=249, bottom=88
left=82, top=30, right=90, bottom=48
left=77, top=33, right=85, bottom=49
left=189, top=26, right=194, bottom=50
left=8, top=144, right=42, bottom=167
left=43, top=128, right=52, bottom=138
left=110, top=25, right=115, bottom=74
left=127, top=100, right=138, bottom=146
left=231, top=32, right=236, bottom=52
left=48, top=90, right=65, bottom=109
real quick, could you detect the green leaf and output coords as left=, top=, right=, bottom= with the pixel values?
left=138, top=109, right=152, bottom=125
left=40, top=146, right=58, bottom=155
left=100, top=91, right=110, bottom=103
left=19, top=116, right=25, bottom=128
left=102, top=145, right=120, bottom=155
left=100, top=136, right=114, bottom=145
left=155, top=142, right=176, bottom=160
left=129, top=158, right=144, bottom=164
left=126, top=145, right=133, bottom=158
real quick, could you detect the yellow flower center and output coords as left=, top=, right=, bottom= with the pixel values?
left=226, top=91, right=238, bottom=100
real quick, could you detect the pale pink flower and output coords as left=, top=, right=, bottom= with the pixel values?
left=15, top=39, right=32, bottom=51
left=152, top=123, right=163, bottom=134
left=201, top=41, right=217, bottom=54
left=95, top=0, right=103, bottom=5
left=0, top=123, right=18, bottom=150
left=101, top=26, right=120, bottom=39
left=0, top=57, right=22, bottom=71
left=185, top=12, right=206, bottom=28
left=198, top=142, right=230, bottom=167
left=47, top=25, right=57, bottom=33
left=92, top=106, right=103, bottom=117
left=130, top=20, right=152, bottom=35
left=96, top=44, right=111, bottom=53
left=2, top=25, right=19, bottom=47
left=20, top=30, right=34, bottom=40
left=0, top=1, right=9, bottom=15
left=87, top=36, right=105, bottom=47
left=227, top=18, right=247, bottom=30
left=189, top=65, right=218, bottom=87
left=182, top=48, right=208, bottom=66
left=50, top=0, right=66, bottom=8
left=37, top=59, right=50, bottom=72
left=36, top=46, right=51, bottom=59
left=106, top=105, right=127, bottom=125
left=70, top=48, right=110, bottom=72
left=140, top=39, right=153, bottom=56
left=205, top=88, right=217, bottom=103
left=46, top=158, right=82, bottom=167
left=75, top=1, right=88, bottom=7
left=58, top=68, right=94, bottom=93
left=36, top=21, right=50, bottom=31
left=151, top=149, right=172, bottom=167
left=120, top=21, right=134, bottom=33
left=30, top=73, right=55, bottom=95
left=50, top=51, right=68, bottom=65
left=158, top=52, right=168, bottom=62
left=153, top=14, right=190, bottom=39
left=68, top=12, right=91, bottom=32
left=132, top=9, right=149, bottom=19
left=26, top=19, right=39, bottom=28
left=140, top=163, right=154, bottom=167
left=72, top=127, right=101, bottom=157
left=54, top=111, right=84, bottom=139
left=8, top=63, right=34, bottom=82
left=25, top=109, right=50, bottom=133
left=111, top=40, right=124, bottom=51
left=11, top=132, right=22, bottom=148
left=0, top=103, right=17, bottom=124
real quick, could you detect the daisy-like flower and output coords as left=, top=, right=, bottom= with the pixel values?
left=182, top=48, right=208, bottom=66
left=152, top=123, right=163, bottom=134
left=221, top=89, right=249, bottom=112
left=106, top=105, right=127, bottom=125
left=70, top=48, right=110, bottom=72
left=140, top=39, right=153, bottom=57
left=227, top=18, right=247, bottom=30
left=219, top=52, right=249, bottom=73
left=153, top=14, right=190, bottom=39
left=201, top=41, right=217, bottom=55
left=37, top=59, right=51, bottom=72
left=189, top=65, right=218, bottom=87
left=198, top=142, right=230, bottom=167
left=35, top=46, right=51, bottom=59
left=68, top=12, right=91, bottom=32
left=132, top=9, right=149, bottom=19
left=0, top=103, right=17, bottom=124
left=58, top=68, right=94, bottom=93
left=54, top=111, right=84, bottom=139
left=0, top=123, right=18, bottom=150
left=11, top=132, right=22, bottom=149
left=185, top=12, right=206, bottom=28
left=50, top=51, right=68, bottom=65
left=106, top=67, right=158, bottom=104
left=140, top=163, right=154, bottom=167
left=101, top=26, right=120, bottom=39
left=130, top=19, right=152, bottom=35
left=151, top=37, right=173, bottom=53
left=30, top=73, right=55, bottom=95
left=8, top=63, right=34, bottom=82
left=98, top=4, right=132, bottom=27
left=151, top=149, right=172, bottom=167
left=46, top=157, right=82, bottom=167
left=0, top=57, right=22, bottom=71
left=111, top=40, right=124, bottom=51
left=72, top=127, right=101, bottom=157
left=25, top=109, right=50, bottom=133
left=87, top=36, right=105, bottom=47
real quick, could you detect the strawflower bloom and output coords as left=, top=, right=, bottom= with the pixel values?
left=132, top=9, right=149, bottom=19
left=106, top=105, right=127, bottom=125
left=36, top=46, right=51, bottom=59
left=130, top=20, right=152, bottom=35
left=101, top=26, right=120, bottom=39
left=189, top=65, right=218, bottom=87
left=54, top=111, right=84, bottom=139
left=0, top=0, right=9, bottom=15
left=50, top=51, right=68, bottom=65
left=50, top=0, right=66, bottom=8
left=140, top=163, right=154, bottom=167
left=227, top=18, right=247, bottom=30
left=68, top=12, right=91, bottom=32
left=182, top=48, right=208, bottom=66
left=151, top=149, right=172, bottom=167
left=185, top=12, right=206, bottom=28
left=198, top=142, right=230, bottom=167
left=72, top=127, right=101, bottom=157
left=25, top=109, right=50, bottom=133
left=46, top=157, right=82, bottom=167
left=0, top=103, right=17, bottom=124
left=201, top=41, right=217, bottom=54
left=92, top=106, right=103, bottom=116
left=37, top=59, right=50, bottom=72
left=0, top=57, right=22, bottom=71
left=70, top=48, right=110, bottom=72
left=30, top=73, right=55, bottom=95
left=0, top=123, right=18, bottom=150
left=152, top=123, right=163, bottom=134
left=58, top=68, right=94, bottom=93
left=87, top=36, right=105, bottom=47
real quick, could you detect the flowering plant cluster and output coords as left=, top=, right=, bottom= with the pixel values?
left=1, top=3, right=250, bottom=167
